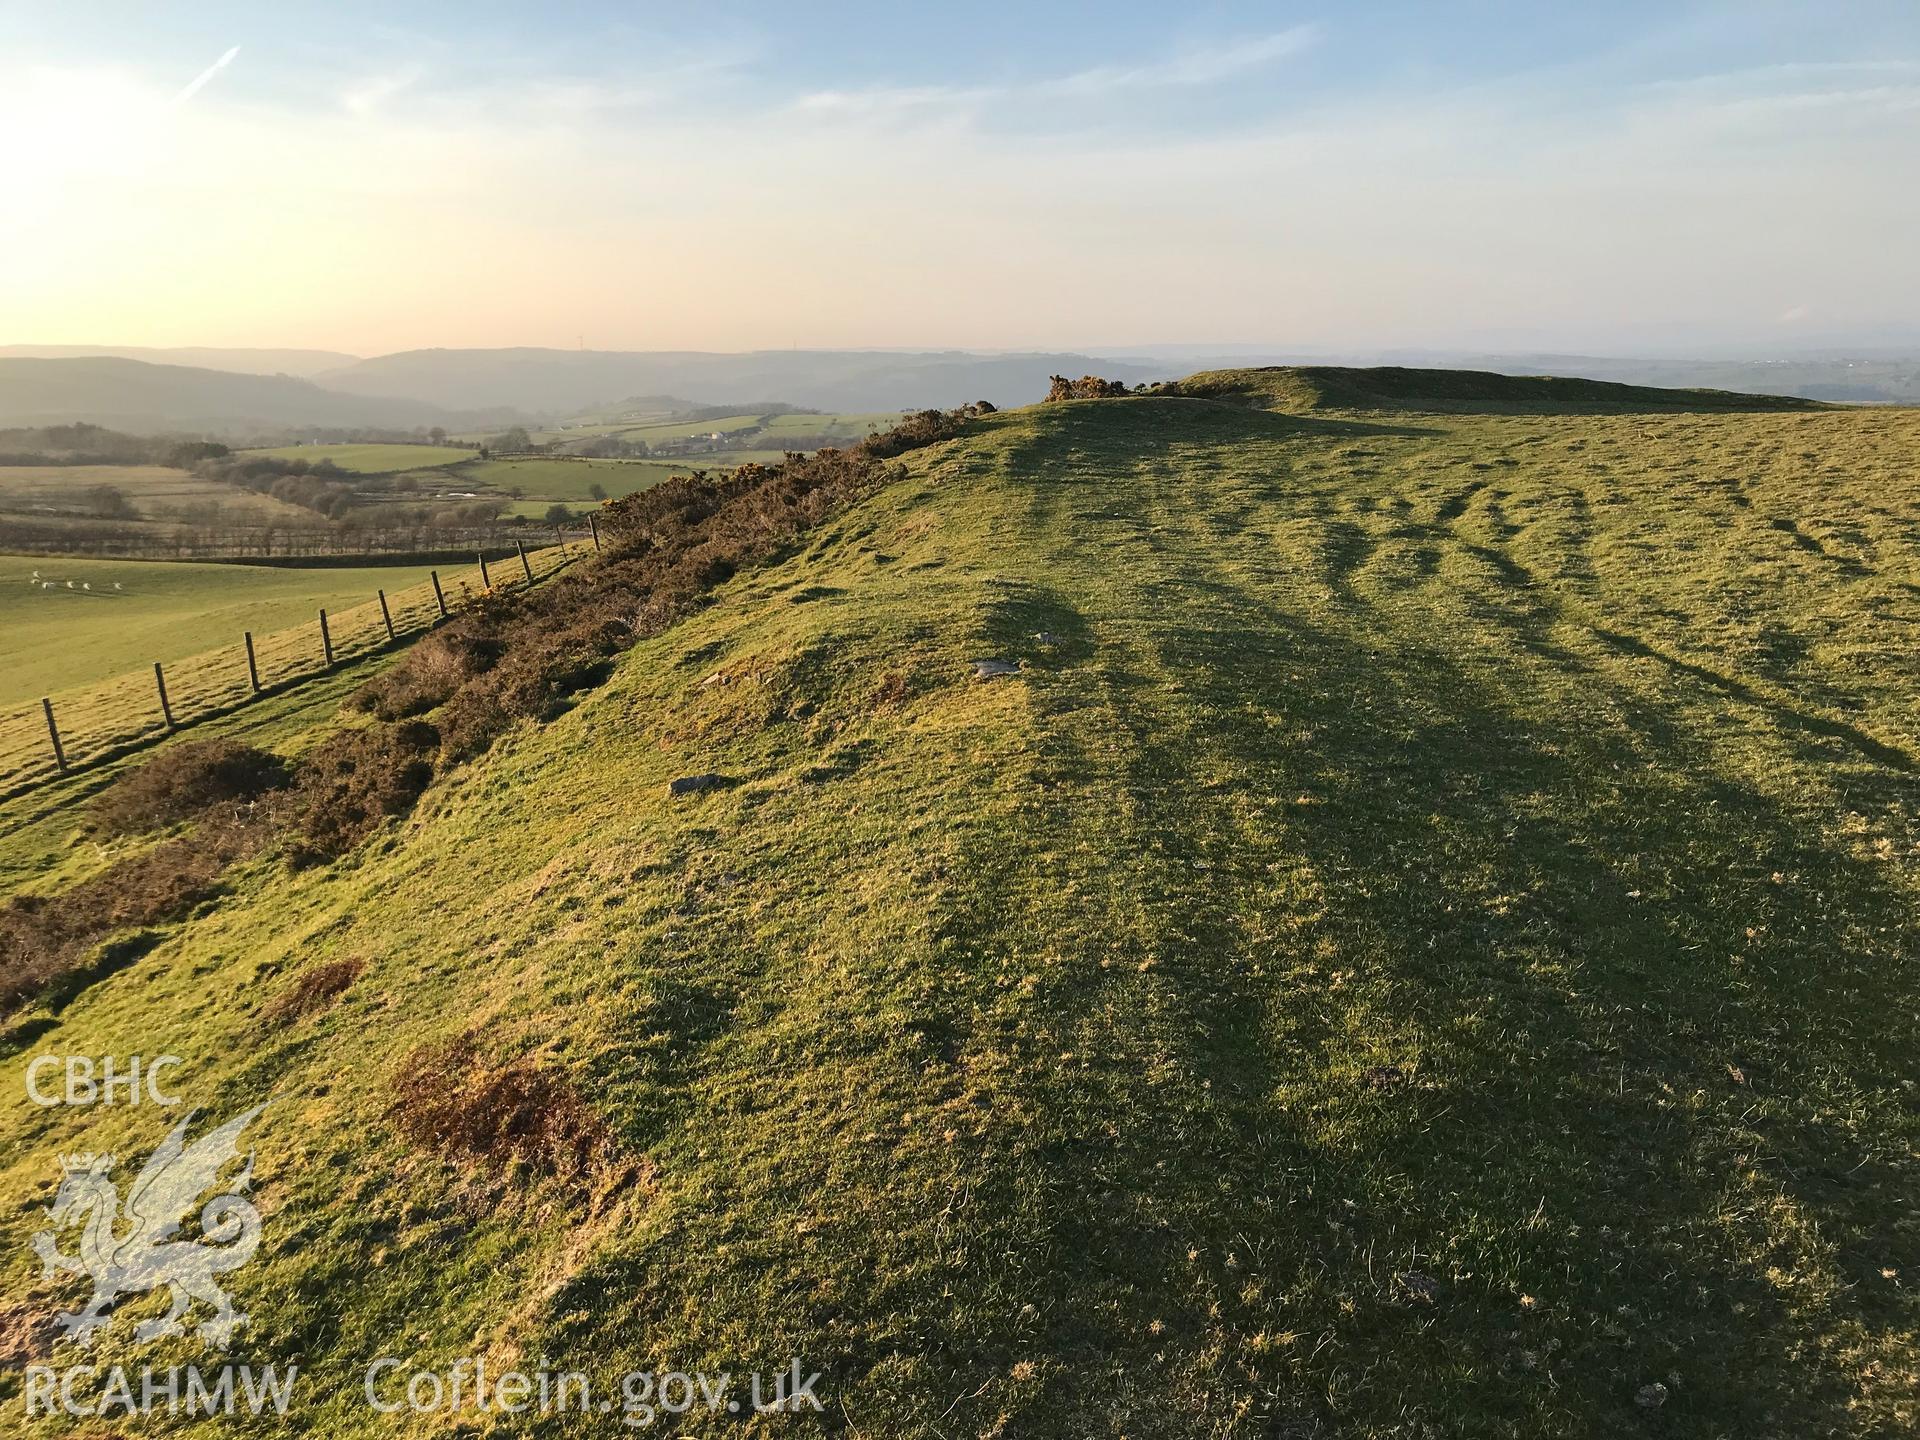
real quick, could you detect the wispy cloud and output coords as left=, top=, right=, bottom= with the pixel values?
left=342, top=65, right=423, bottom=117
left=173, top=45, right=239, bottom=106
left=794, top=26, right=1319, bottom=119
left=792, top=83, right=993, bottom=117
left=1040, top=26, right=1319, bottom=98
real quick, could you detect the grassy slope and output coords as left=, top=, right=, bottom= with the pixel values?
left=0, top=555, right=446, bottom=704
left=1178, top=365, right=1827, bottom=414
left=3, top=390, right=1917, bottom=1436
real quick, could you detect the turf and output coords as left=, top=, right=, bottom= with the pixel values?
left=2, top=380, right=1915, bottom=1436
left=0, top=554, right=445, bottom=704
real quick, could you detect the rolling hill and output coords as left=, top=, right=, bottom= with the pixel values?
left=2, top=370, right=1915, bottom=1436
left=0, top=357, right=468, bottom=434
left=319, top=347, right=1165, bottom=413
left=0, top=346, right=361, bottom=378
left=1172, top=363, right=1827, bottom=414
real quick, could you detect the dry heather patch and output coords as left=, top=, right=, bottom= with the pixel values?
left=286, top=720, right=439, bottom=865
left=90, top=738, right=290, bottom=835
left=390, top=1036, right=621, bottom=1192
left=261, top=955, right=367, bottom=1026
left=0, top=820, right=250, bottom=1011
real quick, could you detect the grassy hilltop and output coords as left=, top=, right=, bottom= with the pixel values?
left=2, top=369, right=1916, bottom=1436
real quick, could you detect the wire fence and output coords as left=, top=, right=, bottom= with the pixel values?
left=0, top=534, right=593, bottom=798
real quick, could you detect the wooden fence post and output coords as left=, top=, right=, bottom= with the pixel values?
left=517, top=540, right=534, bottom=586
left=477, top=551, right=492, bottom=590
left=42, top=697, right=66, bottom=772
left=319, top=608, right=334, bottom=667
left=588, top=513, right=601, bottom=553
left=378, top=589, right=395, bottom=641
left=244, top=631, right=260, bottom=692
left=431, top=570, right=448, bottom=619
left=153, top=661, right=175, bottom=731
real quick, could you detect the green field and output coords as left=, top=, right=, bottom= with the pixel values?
left=606, top=412, right=764, bottom=441
left=4, top=374, right=1916, bottom=1435
left=760, top=409, right=898, bottom=437
left=457, top=456, right=661, bottom=502
left=0, top=553, right=443, bottom=703
left=244, top=443, right=477, bottom=473
left=538, top=410, right=901, bottom=447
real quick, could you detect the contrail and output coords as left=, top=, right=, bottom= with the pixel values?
left=174, top=45, right=241, bottom=104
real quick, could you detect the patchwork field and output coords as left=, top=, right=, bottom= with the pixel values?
left=3, top=373, right=1914, bottom=1437
left=0, top=464, right=315, bottom=525
left=244, top=443, right=477, bottom=473
left=456, top=456, right=659, bottom=502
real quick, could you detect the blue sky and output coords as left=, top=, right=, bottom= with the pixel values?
left=3, top=2, right=1916, bottom=354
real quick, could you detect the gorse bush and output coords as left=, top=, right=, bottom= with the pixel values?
left=1045, top=375, right=1132, bottom=402
left=90, top=739, right=290, bottom=835
left=286, top=720, right=439, bottom=866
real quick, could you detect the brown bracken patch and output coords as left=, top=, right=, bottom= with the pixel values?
left=390, top=1036, right=620, bottom=1191
left=261, top=956, right=367, bottom=1026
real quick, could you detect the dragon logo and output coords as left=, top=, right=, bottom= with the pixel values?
left=31, top=1103, right=268, bottom=1349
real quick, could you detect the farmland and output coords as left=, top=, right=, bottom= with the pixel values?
left=0, top=553, right=447, bottom=703
left=2, top=373, right=1915, bottom=1436
left=0, top=541, right=580, bottom=795
left=0, top=463, right=315, bottom=526
left=0, top=413, right=908, bottom=557
left=243, top=442, right=477, bottom=473
left=531, top=408, right=899, bottom=450
left=455, top=456, right=660, bottom=502
left=243, top=411, right=910, bottom=515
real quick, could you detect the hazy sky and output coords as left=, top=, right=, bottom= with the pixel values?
left=3, top=1, right=1917, bottom=356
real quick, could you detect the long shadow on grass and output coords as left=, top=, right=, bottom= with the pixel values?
left=896, top=441, right=1919, bottom=1434
left=1028, top=578, right=1917, bottom=1436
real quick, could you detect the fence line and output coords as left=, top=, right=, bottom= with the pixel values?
left=0, top=537, right=587, bottom=799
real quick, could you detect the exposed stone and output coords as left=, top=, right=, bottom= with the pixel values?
left=1398, top=1271, right=1441, bottom=1304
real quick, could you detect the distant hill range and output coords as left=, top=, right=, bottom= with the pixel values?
left=314, top=348, right=1165, bottom=414
left=0, top=344, right=1911, bottom=437
left=0, top=357, right=477, bottom=434
left=0, top=345, right=359, bottom=378
left=1459, top=353, right=1920, bottom=406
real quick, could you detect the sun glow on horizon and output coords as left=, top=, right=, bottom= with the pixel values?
left=3, top=7, right=1917, bottom=355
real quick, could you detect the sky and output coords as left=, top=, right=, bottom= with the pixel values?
left=2, top=1, right=1917, bottom=357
